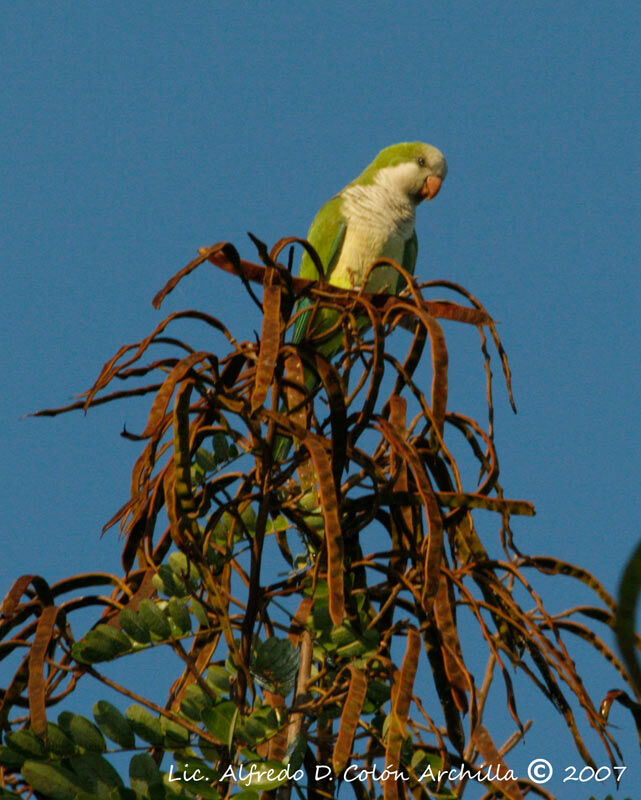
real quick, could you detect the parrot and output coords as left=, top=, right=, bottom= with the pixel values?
left=275, top=141, right=447, bottom=460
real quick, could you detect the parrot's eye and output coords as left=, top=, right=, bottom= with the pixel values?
left=417, top=157, right=426, bottom=167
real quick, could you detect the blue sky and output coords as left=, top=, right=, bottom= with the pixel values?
left=2, top=2, right=640, bottom=797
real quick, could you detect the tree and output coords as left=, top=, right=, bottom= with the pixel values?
left=1, top=238, right=636, bottom=799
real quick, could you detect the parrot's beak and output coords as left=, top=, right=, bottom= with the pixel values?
left=419, top=174, right=442, bottom=201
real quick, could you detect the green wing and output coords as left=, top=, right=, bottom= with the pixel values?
left=401, top=229, right=418, bottom=278
left=299, top=194, right=346, bottom=281
left=292, top=195, right=347, bottom=345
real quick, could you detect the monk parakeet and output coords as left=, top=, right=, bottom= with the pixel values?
left=291, top=141, right=447, bottom=348
left=277, top=141, right=447, bottom=459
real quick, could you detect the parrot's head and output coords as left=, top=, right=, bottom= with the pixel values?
left=359, top=142, right=448, bottom=205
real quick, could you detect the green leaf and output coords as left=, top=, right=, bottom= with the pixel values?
left=240, top=504, right=257, bottom=534
left=138, top=599, right=172, bottom=639
left=108, top=789, right=139, bottom=800
left=332, top=624, right=378, bottom=658
left=153, top=565, right=187, bottom=598
left=69, top=753, right=124, bottom=798
left=119, top=608, right=152, bottom=644
left=168, top=552, right=199, bottom=589
left=167, top=597, right=192, bottom=634
left=4, top=729, right=45, bottom=757
left=21, top=761, right=88, bottom=800
left=329, top=622, right=356, bottom=647
left=0, top=746, right=26, bottom=768
left=161, top=716, right=190, bottom=748
left=164, top=760, right=220, bottom=799
left=129, top=753, right=165, bottom=798
left=266, top=515, right=288, bottom=533
left=196, top=446, right=219, bottom=471
left=180, top=684, right=215, bottom=721
left=237, top=761, right=290, bottom=791
left=96, top=623, right=133, bottom=650
left=237, top=705, right=280, bottom=747
left=213, top=507, right=257, bottom=543
left=201, top=701, right=238, bottom=746
left=310, top=601, right=332, bottom=638
left=363, top=679, right=391, bottom=713
left=197, top=734, right=220, bottom=763
left=205, top=665, right=231, bottom=696
left=250, top=637, right=299, bottom=695
left=93, top=700, right=135, bottom=748
left=125, top=705, right=164, bottom=746
left=411, top=748, right=443, bottom=777
left=189, top=597, right=209, bottom=627
left=72, top=624, right=132, bottom=663
left=44, top=722, right=76, bottom=755
left=224, top=650, right=239, bottom=676
left=58, top=711, right=107, bottom=752
left=212, top=432, right=230, bottom=461
left=190, top=461, right=206, bottom=486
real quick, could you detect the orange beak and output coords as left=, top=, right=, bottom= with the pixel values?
left=419, top=174, right=442, bottom=202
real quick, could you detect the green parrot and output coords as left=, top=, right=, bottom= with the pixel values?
left=276, top=141, right=447, bottom=460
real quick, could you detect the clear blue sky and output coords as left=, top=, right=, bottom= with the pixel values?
left=2, top=2, right=640, bottom=797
